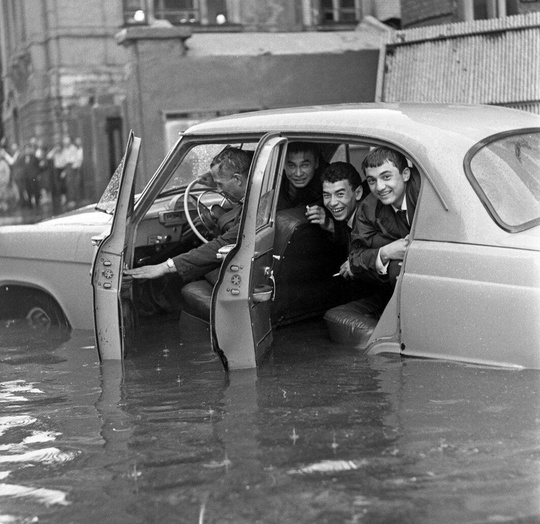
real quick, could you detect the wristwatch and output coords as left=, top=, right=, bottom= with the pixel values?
left=166, top=258, right=176, bottom=273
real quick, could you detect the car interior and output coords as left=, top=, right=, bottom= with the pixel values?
left=122, top=138, right=396, bottom=349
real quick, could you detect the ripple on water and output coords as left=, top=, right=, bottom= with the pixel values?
left=0, top=483, right=70, bottom=506
left=0, top=447, right=79, bottom=465
left=0, top=416, right=37, bottom=437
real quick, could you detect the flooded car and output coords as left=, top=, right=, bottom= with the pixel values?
left=1, top=103, right=538, bottom=369
left=90, top=103, right=540, bottom=370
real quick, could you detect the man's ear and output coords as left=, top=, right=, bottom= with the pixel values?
left=354, top=185, right=363, bottom=201
left=233, top=173, right=245, bottom=187
left=401, top=167, right=411, bottom=182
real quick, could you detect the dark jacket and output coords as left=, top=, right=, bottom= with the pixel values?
left=349, top=168, right=421, bottom=282
left=171, top=205, right=242, bottom=283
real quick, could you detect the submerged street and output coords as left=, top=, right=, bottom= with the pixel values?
left=0, top=1, right=539, bottom=522
left=0, top=317, right=539, bottom=523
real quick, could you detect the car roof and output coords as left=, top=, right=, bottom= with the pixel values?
left=183, top=103, right=540, bottom=150
left=185, top=102, right=540, bottom=251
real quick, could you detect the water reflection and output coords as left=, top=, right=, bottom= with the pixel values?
left=375, top=359, right=540, bottom=521
left=96, top=361, right=134, bottom=454
left=0, top=319, right=538, bottom=523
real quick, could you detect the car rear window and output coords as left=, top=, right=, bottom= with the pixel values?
left=466, top=130, right=540, bottom=232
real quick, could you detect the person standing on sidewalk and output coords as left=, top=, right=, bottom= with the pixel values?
left=0, top=139, right=12, bottom=211
left=72, top=137, right=84, bottom=205
left=59, top=135, right=78, bottom=209
left=16, top=143, right=41, bottom=208
left=46, top=135, right=76, bottom=210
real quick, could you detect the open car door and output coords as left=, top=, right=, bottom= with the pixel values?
left=211, top=134, right=287, bottom=370
left=92, top=131, right=141, bottom=361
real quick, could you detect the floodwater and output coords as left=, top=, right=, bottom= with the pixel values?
left=0, top=316, right=539, bottom=524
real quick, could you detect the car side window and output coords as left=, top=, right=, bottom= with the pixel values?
left=96, top=132, right=134, bottom=214
left=255, top=142, right=287, bottom=231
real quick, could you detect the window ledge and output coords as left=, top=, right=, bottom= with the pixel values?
left=116, top=25, right=192, bottom=45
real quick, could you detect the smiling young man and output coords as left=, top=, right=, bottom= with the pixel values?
left=277, top=142, right=328, bottom=210
left=305, top=161, right=366, bottom=278
left=349, top=146, right=421, bottom=286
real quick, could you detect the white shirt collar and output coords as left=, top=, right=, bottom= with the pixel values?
left=392, top=196, right=408, bottom=214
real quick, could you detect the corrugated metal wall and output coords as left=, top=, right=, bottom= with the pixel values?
left=377, top=12, right=540, bottom=113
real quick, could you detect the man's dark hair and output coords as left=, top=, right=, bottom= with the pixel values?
left=214, top=146, right=254, bottom=179
left=287, top=141, right=320, bottom=159
left=322, top=161, right=362, bottom=190
left=361, top=146, right=408, bottom=175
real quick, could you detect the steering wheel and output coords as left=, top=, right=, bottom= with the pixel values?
left=183, top=179, right=228, bottom=244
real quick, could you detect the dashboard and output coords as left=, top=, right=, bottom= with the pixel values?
left=132, top=188, right=230, bottom=267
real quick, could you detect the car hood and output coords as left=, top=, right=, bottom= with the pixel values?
left=0, top=205, right=112, bottom=264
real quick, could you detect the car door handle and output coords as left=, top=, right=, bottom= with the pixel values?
left=91, top=235, right=104, bottom=246
left=216, top=244, right=236, bottom=260
left=252, top=284, right=274, bottom=303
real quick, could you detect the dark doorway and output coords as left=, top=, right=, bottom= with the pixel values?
left=106, top=117, right=124, bottom=180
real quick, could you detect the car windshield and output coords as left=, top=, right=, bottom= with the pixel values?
left=159, top=142, right=258, bottom=196
left=468, top=130, right=540, bottom=231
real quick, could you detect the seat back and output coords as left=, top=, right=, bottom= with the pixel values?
left=180, top=207, right=347, bottom=325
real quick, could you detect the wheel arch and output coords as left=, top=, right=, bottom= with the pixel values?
left=0, top=282, right=71, bottom=328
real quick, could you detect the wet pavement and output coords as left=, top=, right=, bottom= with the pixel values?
left=0, top=316, right=539, bottom=523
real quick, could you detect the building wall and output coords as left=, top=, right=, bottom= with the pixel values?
left=0, top=0, right=129, bottom=200
left=119, top=29, right=379, bottom=188
left=1, top=0, right=127, bottom=135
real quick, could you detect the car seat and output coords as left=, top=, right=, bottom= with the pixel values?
left=179, top=207, right=346, bottom=326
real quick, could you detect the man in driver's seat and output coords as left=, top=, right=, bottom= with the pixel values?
left=123, top=147, right=253, bottom=294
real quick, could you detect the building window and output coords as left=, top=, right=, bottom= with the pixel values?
left=472, top=0, right=502, bottom=18
left=154, top=0, right=228, bottom=25
left=320, top=0, right=362, bottom=24
left=123, top=0, right=149, bottom=25
left=123, top=0, right=228, bottom=26
left=106, top=118, right=124, bottom=180
left=154, top=0, right=200, bottom=24
left=459, top=0, right=523, bottom=20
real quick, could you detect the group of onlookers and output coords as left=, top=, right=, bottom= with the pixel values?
left=0, top=135, right=83, bottom=213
